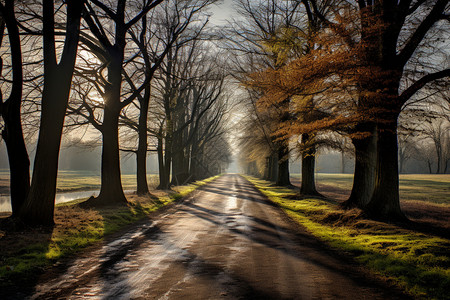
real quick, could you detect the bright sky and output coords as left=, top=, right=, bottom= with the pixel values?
left=209, top=0, right=235, bottom=25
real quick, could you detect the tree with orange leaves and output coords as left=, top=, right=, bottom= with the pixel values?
left=248, top=0, right=449, bottom=220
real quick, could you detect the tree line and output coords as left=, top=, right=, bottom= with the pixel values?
left=0, top=0, right=231, bottom=226
left=228, top=0, right=449, bottom=220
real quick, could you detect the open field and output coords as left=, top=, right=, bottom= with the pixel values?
left=0, top=170, right=160, bottom=194
left=247, top=175, right=450, bottom=299
left=291, top=173, right=450, bottom=234
left=291, top=173, right=450, bottom=205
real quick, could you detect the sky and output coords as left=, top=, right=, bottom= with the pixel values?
left=209, top=0, right=235, bottom=25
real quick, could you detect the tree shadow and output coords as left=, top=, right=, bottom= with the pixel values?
left=178, top=197, right=406, bottom=299
left=0, top=218, right=54, bottom=299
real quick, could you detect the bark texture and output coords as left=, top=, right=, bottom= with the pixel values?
left=18, top=0, right=82, bottom=226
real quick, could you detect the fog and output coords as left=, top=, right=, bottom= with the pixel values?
left=0, top=143, right=159, bottom=174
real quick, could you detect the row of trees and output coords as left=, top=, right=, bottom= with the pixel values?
left=0, top=0, right=231, bottom=226
left=232, top=0, right=449, bottom=220
left=399, top=96, right=450, bottom=174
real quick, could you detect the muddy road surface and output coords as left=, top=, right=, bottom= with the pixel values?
left=16, top=174, right=408, bottom=299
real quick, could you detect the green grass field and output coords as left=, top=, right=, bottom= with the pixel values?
left=0, top=170, right=160, bottom=193
left=291, top=173, right=450, bottom=205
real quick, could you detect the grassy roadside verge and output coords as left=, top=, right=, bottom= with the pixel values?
left=0, top=175, right=220, bottom=288
left=244, top=175, right=450, bottom=300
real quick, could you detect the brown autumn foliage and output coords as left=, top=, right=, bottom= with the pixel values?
left=245, top=0, right=449, bottom=219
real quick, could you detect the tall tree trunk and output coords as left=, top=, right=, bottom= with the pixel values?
left=366, top=117, right=406, bottom=220
left=18, top=0, right=82, bottom=226
left=157, top=134, right=168, bottom=189
left=171, top=130, right=189, bottom=185
left=87, top=41, right=128, bottom=204
left=427, top=160, right=433, bottom=174
left=0, top=0, right=30, bottom=216
left=3, top=105, right=29, bottom=216
left=276, top=142, right=291, bottom=186
left=95, top=106, right=127, bottom=204
left=263, top=156, right=270, bottom=180
left=171, top=151, right=189, bottom=185
left=300, top=136, right=319, bottom=195
left=444, top=159, right=448, bottom=174
left=435, top=143, right=441, bottom=174
left=298, top=133, right=319, bottom=195
left=343, top=124, right=377, bottom=208
left=136, top=86, right=150, bottom=195
left=171, top=148, right=183, bottom=186
left=269, top=152, right=278, bottom=181
left=189, top=133, right=198, bottom=181
left=157, top=127, right=172, bottom=189
left=340, top=151, right=345, bottom=174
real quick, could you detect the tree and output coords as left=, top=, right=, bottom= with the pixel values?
left=223, top=0, right=309, bottom=186
left=0, top=0, right=30, bottom=217
left=419, top=111, right=450, bottom=174
left=152, top=36, right=227, bottom=188
left=17, top=0, right=83, bottom=226
left=248, top=0, right=449, bottom=220
left=72, top=0, right=162, bottom=205
left=342, top=0, right=448, bottom=219
left=125, top=0, right=213, bottom=193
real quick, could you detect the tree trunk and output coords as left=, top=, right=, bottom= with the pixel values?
left=90, top=106, right=127, bottom=205
left=3, top=105, right=30, bottom=216
left=269, top=152, right=278, bottom=181
left=157, top=135, right=168, bottom=189
left=0, top=0, right=30, bottom=216
left=19, top=65, right=78, bottom=225
left=298, top=133, right=319, bottom=195
left=435, top=142, right=441, bottom=174
left=263, top=156, right=270, bottom=180
left=18, top=0, right=82, bottom=226
left=171, top=148, right=184, bottom=186
left=276, top=142, right=291, bottom=186
left=444, top=159, right=448, bottom=174
left=136, top=86, right=150, bottom=195
left=427, top=160, right=433, bottom=174
left=366, top=118, right=406, bottom=220
left=343, top=125, right=377, bottom=208
left=300, top=141, right=319, bottom=195
left=171, top=130, right=189, bottom=185
left=157, top=130, right=171, bottom=190
left=189, top=134, right=199, bottom=181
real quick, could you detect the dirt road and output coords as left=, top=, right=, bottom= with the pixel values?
left=21, top=174, right=408, bottom=299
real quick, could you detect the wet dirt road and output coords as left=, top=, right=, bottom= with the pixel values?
left=25, top=174, right=407, bottom=299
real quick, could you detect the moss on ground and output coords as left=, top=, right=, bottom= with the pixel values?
left=245, top=175, right=450, bottom=300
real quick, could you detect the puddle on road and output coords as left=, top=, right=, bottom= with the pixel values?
left=225, top=194, right=238, bottom=211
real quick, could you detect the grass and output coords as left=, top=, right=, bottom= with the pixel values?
left=245, top=175, right=450, bottom=300
left=0, top=170, right=160, bottom=193
left=54, top=171, right=160, bottom=192
left=291, top=173, right=450, bottom=205
left=0, top=175, right=220, bottom=288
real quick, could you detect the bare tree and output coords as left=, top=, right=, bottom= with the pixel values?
left=16, top=0, right=83, bottom=226
left=0, top=0, right=30, bottom=217
left=69, top=0, right=163, bottom=206
left=121, top=0, right=213, bottom=194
